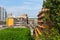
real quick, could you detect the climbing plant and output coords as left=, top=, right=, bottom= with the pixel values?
left=43, top=0, right=60, bottom=32
left=38, top=0, right=60, bottom=40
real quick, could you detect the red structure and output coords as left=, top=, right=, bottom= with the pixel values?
left=35, top=8, right=50, bottom=37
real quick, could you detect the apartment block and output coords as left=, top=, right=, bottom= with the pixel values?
left=0, top=7, right=7, bottom=22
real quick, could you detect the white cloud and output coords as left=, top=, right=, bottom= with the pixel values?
left=4, top=6, right=24, bottom=12
left=27, top=0, right=42, bottom=2
left=0, top=5, right=42, bottom=13
left=0, top=4, right=42, bottom=18
left=24, top=2, right=33, bottom=4
left=5, top=5, right=41, bottom=12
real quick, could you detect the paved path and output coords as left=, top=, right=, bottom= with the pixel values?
left=28, top=24, right=35, bottom=35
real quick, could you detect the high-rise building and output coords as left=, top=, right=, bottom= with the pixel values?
left=0, top=7, right=7, bottom=22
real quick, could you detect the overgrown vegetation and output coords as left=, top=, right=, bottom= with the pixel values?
left=39, top=27, right=60, bottom=40
left=0, top=28, right=33, bottom=40
left=43, top=0, right=60, bottom=29
left=38, top=0, right=60, bottom=40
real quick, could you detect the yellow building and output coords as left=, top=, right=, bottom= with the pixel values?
left=6, top=17, right=14, bottom=27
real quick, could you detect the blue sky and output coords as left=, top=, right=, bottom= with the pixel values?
left=0, top=0, right=43, bottom=18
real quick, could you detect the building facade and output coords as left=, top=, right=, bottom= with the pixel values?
left=0, top=7, right=7, bottom=22
left=37, top=8, right=49, bottom=29
left=35, top=8, right=50, bottom=37
left=6, top=13, right=14, bottom=27
left=6, top=17, right=14, bottom=27
left=35, top=9, right=45, bottom=37
left=6, top=14, right=28, bottom=27
left=14, top=14, right=28, bottom=27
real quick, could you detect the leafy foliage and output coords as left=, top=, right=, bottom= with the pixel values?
left=39, top=28, right=60, bottom=40
left=38, top=0, right=60, bottom=40
left=43, top=0, right=60, bottom=29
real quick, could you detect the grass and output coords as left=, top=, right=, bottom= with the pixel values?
left=0, top=28, right=33, bottom=40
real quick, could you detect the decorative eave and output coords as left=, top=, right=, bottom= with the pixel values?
left=37, top=11, right=44, bottom=17
left=37, top=8, right=49, bottom=17
left=37, top=24, right=46, bottom=28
